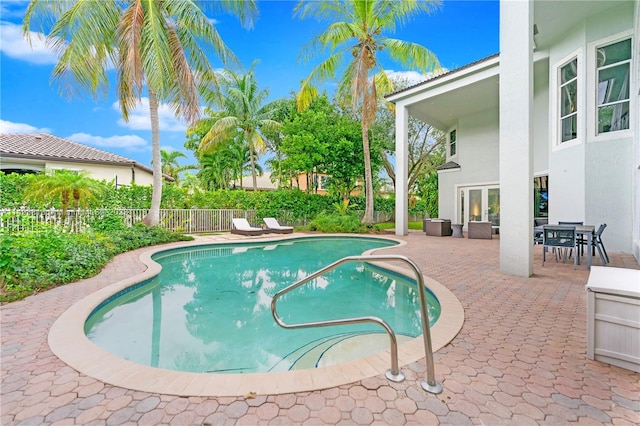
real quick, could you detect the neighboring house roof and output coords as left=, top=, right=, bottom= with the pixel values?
left=0, top=133, right=173, bottom=181
left=436, top=161, right=461, bottom=171
left=386, top=53, right=500, bottom=99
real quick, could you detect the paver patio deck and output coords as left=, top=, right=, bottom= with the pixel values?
left=2, top=231, right=639, bottom=425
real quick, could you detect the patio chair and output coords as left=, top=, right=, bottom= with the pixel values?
left=263, top=217, right=293, bottom=234
left=559, top=221, right=584, bottom=256
left=542, top=225, right=577, bottom=268
left=231, top=218, right=265, bottom=236
left=533, top=218, right=548, bottom=244
left=580, top=223, right=609, bottom=265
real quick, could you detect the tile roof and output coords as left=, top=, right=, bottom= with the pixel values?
left=0, top=133, right=138, bottom=165
left=385, top=53, right=500, bottom=99
left=437, top=161, right=461, bottom=171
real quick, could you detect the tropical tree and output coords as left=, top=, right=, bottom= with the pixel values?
left=295, top=0, right=440, bottom=223
left=195, top=63, right=281, bottom=190
left=23, top=0, right=257, bottom=225
left=24, top=169, right=105, bottom=229
left=152, top=149, right=196, bottom=183
left=371, top=77, right=446, bottom=192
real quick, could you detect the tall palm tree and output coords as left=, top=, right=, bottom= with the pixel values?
left=23, top=0, right=257, bottom=225
left=25, top=169, right=104, bottom=229
left=295, top=0, right=440, bottom=223
left=195, top=63, right=280, bottom=190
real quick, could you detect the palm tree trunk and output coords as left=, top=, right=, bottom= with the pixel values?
left=143, top=90, right=162, bottom=226
left=361, top=121, right=375, bottom=223
left=249, top=138, right=258, bottom=191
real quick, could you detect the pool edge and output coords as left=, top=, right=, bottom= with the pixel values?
left=48, top=233, right=465, bottom=397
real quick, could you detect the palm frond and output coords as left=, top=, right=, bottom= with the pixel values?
left=381, top=38, right=441, bottom=74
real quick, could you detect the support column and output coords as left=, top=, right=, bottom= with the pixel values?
left=395, top=103, right=409, bottom=236
left=499, top=0, right=534, bottom=276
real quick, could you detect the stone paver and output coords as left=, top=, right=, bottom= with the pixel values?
left=2, top=233, right=639, bottom=425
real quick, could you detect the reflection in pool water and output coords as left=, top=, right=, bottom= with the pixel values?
left=85, top=237, right=441, bottom=373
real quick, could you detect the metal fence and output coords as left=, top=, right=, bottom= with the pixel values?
left=0, top=209, right=260, bottom=234
left=0, top=208, right=423, bottom=234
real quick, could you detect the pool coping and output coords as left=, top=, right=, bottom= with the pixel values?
left=48, top=233, right=465, bottom=397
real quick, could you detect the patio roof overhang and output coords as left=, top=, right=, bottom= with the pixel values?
left=385, top=55, right=499, bottom=130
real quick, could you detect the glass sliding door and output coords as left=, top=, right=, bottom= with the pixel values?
left=458, top=185, right=500, bottom=229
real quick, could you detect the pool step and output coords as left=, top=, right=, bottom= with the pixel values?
left=269, top=332, right=361, bottom=372
left=270, top=332, right=414, bottom=372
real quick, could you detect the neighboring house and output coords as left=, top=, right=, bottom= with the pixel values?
left=231, top=172, right=279, bottom=191
left=387, top=0, right=639, bottom=275
left=0, top=133, right=171, bottom=186
left=233, top=171, right=357, bottom=196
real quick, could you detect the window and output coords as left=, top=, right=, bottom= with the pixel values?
left=534, top=176, right=548, bottom=218
left=559, top=58, right=578, bottom=142
left=596, top=38, right=631, bottom=134
left=449, top=129, right=456, bottom=156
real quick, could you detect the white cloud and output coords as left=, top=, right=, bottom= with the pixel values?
left=385, top=69, right=449, bottom=87
left=67, top=132, right=149, bottom=152
left=113, top=98, right=188, bottom=132
left=0, top=21, right=58, bottom=65
left=0, top=119, right=51, bottom=134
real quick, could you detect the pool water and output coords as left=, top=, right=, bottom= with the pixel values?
left=85, top=237, right=441, bottom=374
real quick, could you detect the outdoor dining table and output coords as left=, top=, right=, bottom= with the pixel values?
left=535, top=224, right=596, bottom=269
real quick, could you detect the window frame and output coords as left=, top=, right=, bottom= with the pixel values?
left=551, top=49, right=583, bottom=151
left=449, top=128, right=457, bottom=158
left=587, top=30, right=634, bottom=142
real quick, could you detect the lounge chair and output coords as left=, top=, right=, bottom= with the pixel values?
left=263, top=217, right=293, bottom=234
left=231, top=218, right=265, bottom=236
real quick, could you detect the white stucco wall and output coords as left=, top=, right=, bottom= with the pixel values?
left=438, top=108, right=500, bottom=222
left=546, top=2, right=635, bottom=252
left=533, top=59, right=550, bottom=174
left=42, top=161, right=155, bottom=186
left=438, top=79, right=550, bottom=223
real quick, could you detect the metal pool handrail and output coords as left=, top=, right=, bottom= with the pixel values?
left=270, top=254, right=443, bottom=394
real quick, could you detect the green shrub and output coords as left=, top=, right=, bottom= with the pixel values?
left=305, top=212, right=369, bottom=233
left=0, top=224, right=192, bottom=304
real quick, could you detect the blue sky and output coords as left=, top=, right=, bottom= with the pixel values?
left=0, top=0, right=498, bottom=169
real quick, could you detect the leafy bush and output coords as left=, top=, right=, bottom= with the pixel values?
left=0, top=224, right=192, bottom=304
left=305, top=212, right=370, bottom=233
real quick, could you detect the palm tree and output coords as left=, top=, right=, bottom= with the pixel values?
left=195, top=63, right=281, bottom=190
left=23, top=0, right=257, bottom=225
left=25, top=169, right=104, bottom=229
left=295, top=0, right=440, bottom=223
left=152, top=149, right=197, bottom=183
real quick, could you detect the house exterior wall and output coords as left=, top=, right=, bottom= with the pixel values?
left=547, top=2, right=635, bottom=252
left=438, top=109, right=499, bottom=222
left=1, top=156, right=155, bottom=186
left=438, top=82, right=549, bottom=224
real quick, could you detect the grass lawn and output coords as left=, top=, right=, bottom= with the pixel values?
left=375, top=221, right=423, bottom=231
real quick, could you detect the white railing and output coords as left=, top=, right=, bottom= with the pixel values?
left=0, top=208, right=259, bottom=233
left=0, top=208, right=417, bottom=233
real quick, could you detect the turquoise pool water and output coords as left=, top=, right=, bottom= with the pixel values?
left=85, top=237, right=441, bottom=374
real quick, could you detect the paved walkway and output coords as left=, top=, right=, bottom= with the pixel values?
left=2, top=232, right=639, bottom=425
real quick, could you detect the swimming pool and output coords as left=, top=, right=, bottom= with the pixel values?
left=85, top=237, right=441, bottom=374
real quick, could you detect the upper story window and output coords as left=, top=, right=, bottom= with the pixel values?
left=596, top=38, right=631, bottom=134
left=449, top=129, right=457, bottom=156
left=559, top=58, right=578, bottom=143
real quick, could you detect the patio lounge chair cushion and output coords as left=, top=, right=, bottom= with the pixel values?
left=231, top=218, right=265, bottom=236
left=263, top=217, right=293, bottom=234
